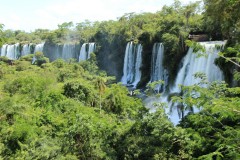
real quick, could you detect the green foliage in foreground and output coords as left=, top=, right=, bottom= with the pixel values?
left=0, top=57, right=239, bottom=159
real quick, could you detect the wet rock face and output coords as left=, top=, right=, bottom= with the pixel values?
left=43, top=42, right=80, bottom=62
left=188, top=34, right=209, bottom=42
left=43, top=42, right=63, bottom=61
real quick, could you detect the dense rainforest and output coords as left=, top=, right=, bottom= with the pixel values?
left=0, top=0, right=240, bottom=159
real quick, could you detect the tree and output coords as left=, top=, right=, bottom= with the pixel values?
left=0, top=24, right=5, bottom=46
left=63, top=80, right=97, bottom=106
left=76, top=20, right=99, bottom=42
left=182, top=1, right=201, bottom=30
left=94, top=77, right=106, bottom=113
left=203, top=0, right=240, bottom=41
left=57, top=22, right=74, bottom=30
left=33, top=51, right=49, bottom=66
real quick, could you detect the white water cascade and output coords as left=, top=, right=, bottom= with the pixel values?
left=145, top=41, right=225, bottom=125
left=132, top=44, right=143, bottom=87
left=21, top=44, right=32, bottom=56
left=87, top=43, right=96, bottom=59
left=121, top=42, right=143, bottom=88
left=171, top=41, right=225, bottom=93
left=1, top=43, right=43, bottom=60
left=34, top=42, right=45, bottom=53
left=0, top=44, right=8, bottom=57
left=4, top=43, right=20, bottom=60
left=62, top=44, right=76, bottom=60
left=150, top=43, right=168, bottom=92
left=168, top=41, right=225, bottom=124
left=79, top=43, right=96, bottom=61
left=79, top=43, right=87, bottom=61
left=32, top=42, right=45, bottom=64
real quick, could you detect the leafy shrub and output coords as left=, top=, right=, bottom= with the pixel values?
left=52, top=59, right=65, bottom=68
left=63, top=80, right=97, bottom=106
left=15, top=61, right=31, bottom=71
left=33, top=51, right=49, bottom=66
left=0, top=56, right=9, bottom=63
left=19, top=54, right=34, bottom=62
left=4, top=73, right=49, bottom=97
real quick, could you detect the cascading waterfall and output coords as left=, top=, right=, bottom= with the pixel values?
left=21, top=44, right=32, bottom=56
left=149, top=43, right=168, bottom=92
left=79, top=43, right=87, bottom=61
left=34, top=42, right=45, bottom=53
left=121, top=42, right=143, bottom=88
left=0, top=44, right=8, bottom=57
left=122, top=42, right=134, bottom=84
left=5, top=43, right=20, bottom=60
left=62, top=44, right=76, bottom=60
left=132, top=44, right=143, bottom=87
left=87, top=43, right=96, bottom=59
left=1, top=43, right=42, bottom=59
left=32, top=42, right=45, bottom=64
left=79, top=43, right=96, bottom=61
left=145, top=41, right=225, bottom=125
left=1, top=42, right=94, bottom=62
left=171, top=41, right=225, bottom=93
left=168, top=41, right=225, bottom=124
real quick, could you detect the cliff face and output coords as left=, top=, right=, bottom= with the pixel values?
left=43, top=42, right=80, bottom=62
left=188, top=34, right=209, bottom=42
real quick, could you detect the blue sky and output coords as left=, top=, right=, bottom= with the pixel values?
left=0, top=0, right=198, bottom=32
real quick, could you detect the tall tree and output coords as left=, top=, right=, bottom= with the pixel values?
left=94, top=77, right=106, bottom=113
left=0, top=24, right=5, bottom=46
left=182, top=1, right=201, bottom=30
left=204, top=0, right=240, bottom=41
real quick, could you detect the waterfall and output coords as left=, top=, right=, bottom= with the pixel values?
left=0, top=44, right=8, bottom=57
left=34, top=42, right=45, bottom=53
left=32, top=42, right=45, bottom=64
left=122, top=42, right=133, bottom=84
left=5, top=43, right=20, bottom=60
left=1, top=43, right=43, bottom=60
left=79, top=43, right=96, bottom=61
left=21, top=44, right=32, bottom=56
left=132, top=44, right=143, bottom=87
left=167, top=41, right=225, bottom=124
left=121, top=42, right=143, bottom=88
left=87, top=43, right=96, bottom=59
left=145, top=41, right=225, bottom=125
left=171, top=41, right=225, bottom=93
left=79, top=43, right=87, bottom=61
left=150, top=43, right=168, bottom=92
left=62, top=44, right=75, bottom=60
